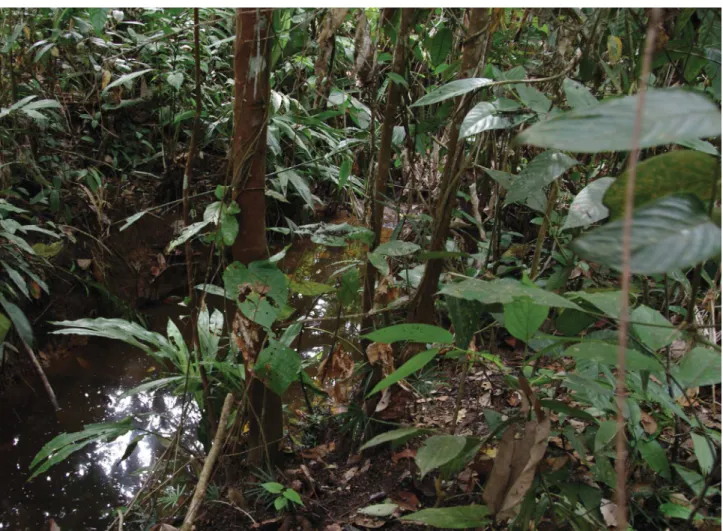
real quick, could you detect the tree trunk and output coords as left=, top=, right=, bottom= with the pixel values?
left=232, top=7, right=282, bottom=466
left=407, top=9, right=490, bottom=325
left=361, top=9, right=413, bottom=336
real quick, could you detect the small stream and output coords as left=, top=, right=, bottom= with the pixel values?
left=0, top=241, right=359, bottom=530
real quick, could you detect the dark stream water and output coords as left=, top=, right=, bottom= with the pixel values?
left=0, top=242, right=358, bottom=530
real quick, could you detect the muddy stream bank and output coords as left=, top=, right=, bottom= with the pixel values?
left=0, top=239, right=360, bottom=530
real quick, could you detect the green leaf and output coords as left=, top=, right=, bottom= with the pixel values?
left=673, top=347, right=722, bottom=389
left=539, top=399, right=597, bottom=422
left=2, top=262, right=29, bottom=299
left=570, top=290, right=622, bottom=319
left=362, top=324, right=453, bottom=344
left=446, top=296, right=483, bottom=349
left=691, top=433, right=715, bottom=475
left=0, top=294, right=33, bottom=347
left=562, top=78, right=598, bottom=109
left=0, top=313, right=11, bottom=343
left=338, top=269, right=359, bottom=308
left=631, top=305, right=681, bottom=352
left=505, top=151, right=577, bottom=205
left=594, top=420, right=618, bottom=452
left=358, top=503, right=398, bottom=517
left=603, top=151, right=720, bottom=219
left=253, top=340, right=300, bottom=395
left=273, top=496, right=287, bottom=511
left=338, top=159, right=351, bottom=188
left=102, top=68, right=153, bottom=94
left=289, top=277, right=334, bottom=296
left=166, top=221, right=211, bottom=253
left=562, top=177, right=614, bottom=230
left=415, top=435, right=467, bottom=477
left=366, top=348, right=439, bottom=397
left=400, top=505, right=490, bottom=528
left=360, top=427, right=423, bottom=451
left=659, top=503, right=704, bottom=521
left=425, top=27, right=453, bottom=67
left=167, top=72, right=184, bottom=90
left=570, top=194, right=721, bottom=275
left=387, top=72, right=408, bottom=87
left=283, top=488, right=304, bottom=506
left=224, top=261, right=288, bottom=329
left=460, top=102, right=512, bottom=139
left=367, top=251, right=390, bottom=276
left=374, top=240, right=420, bottom=257
left=563, top=342, right=663, bottom=373
left=119, top=211, right=147, bottom=232
left=22, top=99, right=62, bottom=112
left=439, top=277, right=582, bottom=310
left=638, top=438, right=671, bottom=480
left=504, top=299, right=548, bottom=343
left=262, top=482, right=285, bottom=494
left=119, top=376, right=184, bottom=399
left=88, top=8, right=108, bottom=34
left=517, top=89, right=722, bottom=153
left=677, top=137, right=720, bottom=156
left=411, top=78, right=494, bottom=107
left=673, top=464, right=713, bottom=498
left=515, top=84, right=552, bottom=114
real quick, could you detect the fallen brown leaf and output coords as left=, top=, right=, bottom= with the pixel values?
left=392, top=448, right=416, bottom=464
left=640, top=411, right=658, bottom=435
left=392, top=490, right=420, bottom=511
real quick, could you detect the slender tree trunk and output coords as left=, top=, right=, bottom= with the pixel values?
left=361, top=9, right=412, bottom=335
left=407, top=8, right=490, bottom=325
left=232, top=7, right=282, bottom=466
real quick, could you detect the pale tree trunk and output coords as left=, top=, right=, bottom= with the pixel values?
left=232, top=7, right=282, bottom=466
left=407, top=9, right=490, bottom=325
left=361, top=9, right=413, bottom=335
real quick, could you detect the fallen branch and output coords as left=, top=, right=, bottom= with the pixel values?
left=21, top=337, right=59, bottom=412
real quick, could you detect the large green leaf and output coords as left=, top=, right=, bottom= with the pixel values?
left=88, top=8, right=109, bottom=34
left=673, top=347, right=722, bottom=389
left=411, top=78, right=494, bottom=107
left=563, top=78, right=598, bottom=109
left=563, top=342, right=663, bottom=373
left=415, top=435, right=467, bottom=477
left=638, top=438, right=671, bottom=480
left=570, top=194, right=721, bottom=274
left=253, top=340, right=301, bottom=395
left=425, top=27, right=453, bottom=67
left=460, top=102, right=512, bottom=139
left=400, top=505, right=490, bottom=528
left=631, top=305, right=681, bottom=352
left=360, top=427, right=424, bottom=451
left=515, top=84, right=553, bottom=114
left=362, top=324, right=453, bottom=344
left=223, top=260, right=289, bottom=330
left=691, top=433, right=715, bottom=475
left=603, top=151, right=720, bottom=218
left=439, top=277, right=582, bottom=310
left=594, top=420, right=618, bottom=452
left=102, top=68, right=153, bottom=94
left=446, top=296, right=483, bottom=349
left=517, top=89, right=721, bottom=153
left=374, top=240, right=420, bottom=257
left=505, top=151, right=577, bottom=205
left=0, top=294, right=33, bottom=347
left=367, top=348, right=439, bottom=397
left=562, top=177, right=614, bottom=230
left=503, top=299, right=548, bottom=343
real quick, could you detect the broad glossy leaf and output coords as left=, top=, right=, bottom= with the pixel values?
left=631, top=305, right=681, bottom=352
left=659, top=503, right=704, bottom=521
left=360, top=427, right=423, bottom=450
left=362, top=324, right=453, bottom=344
left=102, top=68, right=153, bottom=94
left=562, top=177, right=614, bottom=230
left=603, top=151, right=720, bottom=218
left=411, top=78, right=494, bottom=107
left=425, top=27, right=453, bottom=67
left=517, top=89, right=722, bottom=153
left=253, top=340, right=301, bottom=395
left=638, top=439, right=671, bottom=480
left=503, top=299, right=548, bottom=343
left=439, top=277, right=582, bottom=310
left=570, top=194, right=721, bottom=274
left=563, top=78, right=598, bottom=109
left=374, top=240, right=420, bottom=257
left=367, top=348, right=439, bottom=397
left=460, top=102, right=511, bottom=139
left=673, top=347, right=722, bottom=389
left=167, top=72, right=184, bottom=90
left=400, top=505, right=490, bottom=528
left=677, top=137, right=720, bottom=156
left=415, top=435, right=467, bottom=477
left=563, top=341, right=663, bottom=373
left=505, top=151, right=577, bottom=205
left=515, top=84, right=552, bottom=114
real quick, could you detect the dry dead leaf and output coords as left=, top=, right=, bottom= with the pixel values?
left=392, top=448, right=416, bottom=464
left=640, top=411, right=658, bottom=434
left=324, top=525, right=343, bottom=531
left=314, top=9, right=349, bottom=79
left=353, top=515, right=386, bottom=528
left=319, top=344, right=354, bottom=383
left=392, top=490, right=420, bottom=511
left=342, top=466, right=359, bottom=484
left=600, top=498, right=617, bottom=528
left=77, top=258, right=92, bottom=270
left=375, top=388, right=391, bottom=413
left=301, top=441, right=335, bottom=461
left=367, top=342, right=394, bottom=376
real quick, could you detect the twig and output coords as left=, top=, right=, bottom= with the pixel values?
left=180, top=393, right=235, bottom=531
left=614, top=9, right=660, bottom=530
left=21, top=337, right=59, bottom=411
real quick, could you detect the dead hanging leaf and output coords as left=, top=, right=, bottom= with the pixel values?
left=392, top=448, right=416, bottom=464
left=232, top=311, right=260, bottom=365
left=483, top=416, right=552, bottom=520
left=640, top=411, right=658, bottom=435
left=392, top=490, right=420, bottom=511
left=29, top=280, right=42, bottom=299
left=101, top=69, right=112, bottom=89
left=314, top=9, right=349, bottom=80
left=600, top=498, right=618, bottom=528
left=77, top=258, right=92, bottom=270
left=319, top=343, right=354, bottom=383
left=366, top=342, right=394, bottom=376
left=353, top=10, right=374, bottom=86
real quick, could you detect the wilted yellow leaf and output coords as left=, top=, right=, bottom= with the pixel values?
left=101, top=70, right=112, bottom=89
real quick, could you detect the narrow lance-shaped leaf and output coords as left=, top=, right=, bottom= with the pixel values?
left=517, top=89, right=721, bottom=153
left=102, top=69, right=153, bottom=94
left=411, top=78, right=494, bottom=107
left=366, top=348, right=439, bottom=397
left=570, top=194, right=721, bottom=275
